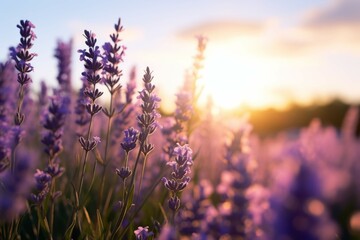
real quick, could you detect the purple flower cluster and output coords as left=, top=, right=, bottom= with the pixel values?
left=0, top=154, right=33, bottom=221
left=101, top=18, right=125, bottom=97
left=9, top=20, right=36, bottom=86
left=30, top=169, right=52, bottom=204
left=162, top=91, right=193, bottom=160
left=74, top=82, right=91, bottom=128
left=9, top=20, right=37, bottom=126
left=78, top=31, right=103, bottom=116
left=121, top=127, right=139, bottom=154
left=41, top=94, right=70, bottom=159
left=137, top=67, right=161, bottom=155
left=162, top=144, right=193, bottom=212
left=77, top=30, right=103, bottom=134
left=0, top=62, right=17, bottom=172
left=54, top=39, right=72, bottom=92
left=134, top=226, right=154, bottom=240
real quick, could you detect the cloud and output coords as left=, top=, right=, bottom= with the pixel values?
left=268, top=0, right=360, bottom=56
left=303, top=0, right=360, bottom=28
left=178, top=20, right=267, bottom=41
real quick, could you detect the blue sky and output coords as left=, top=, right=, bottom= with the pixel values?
left=1, top=0, right=359, bottom=110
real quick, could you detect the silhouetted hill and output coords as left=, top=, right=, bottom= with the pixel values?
left=246, top=99, right=358, bottom=137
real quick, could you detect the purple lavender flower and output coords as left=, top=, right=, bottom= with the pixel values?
left=160, top=37, right=205, bottom=162
left=74, top=81, right=91, bottom=127
left=269, top=150, right=338, bottom=240
left=162, top=144, right=193, bottom=214
left=120, top=127, right=139, bottom=153
left=101, top=18, right=125, bottom=93
left=116, top=166, right=132, bottom=180
left=54, top=39, right=72, bottom=92
left=45, top=161, right=65, bottom=178
left=176, top=180, right=218, bottom=238
left=76, top=28, right=104, bottom=138
left=0, top=62, right=17, bottom=172
left=0, top=62, right=17, bottom=122
left=77, top=30, right=103, bottom=122
left=9, top=20, right=37, bottom=126
left=79, top=136, right=101, bottom=151
left=78, top=31, right=103, bottom=84
left=137, top=67, right=161, bottom=156
left=38, top=81, right=48, bottom=109
left=126, top=66, right=137, bottom=104
left=134, top=226, right=154, bottom=240
left=41, top=94, right=70, bottom=159
left=9, top=20, right=36, bottom=86
left=210, top=125, right=261, bottom=239
left=30, top=169, right=52, bottom=204
left=0, top=153, right=33, bottom=222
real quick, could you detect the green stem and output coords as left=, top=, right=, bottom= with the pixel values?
left=16, top=84, right=25, bottom=116
left=10, top=146, right=17, bottom=174
left=78, top=150, right=90, bottom=200
left=99, top=91, right=114, bottom=208
left=25, top=201, right=38, bottom=238
left=138, top=154, right=148, bottom=198
left=49, top=178, right=56, bottom=234
left=111, top=137, right=147, bottom=239
left=37, top=205, right=53, bottom=240
left=78, top=113, right=94, bottom=200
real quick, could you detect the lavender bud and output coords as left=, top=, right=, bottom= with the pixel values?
left=168, top=196, right=181, bottom=212
left=116, top=167, right=132, bottom=180
left=120, top=127, right=139, bottom=153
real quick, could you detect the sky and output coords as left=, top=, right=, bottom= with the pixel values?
left=1, top=0, right=360, bottom=111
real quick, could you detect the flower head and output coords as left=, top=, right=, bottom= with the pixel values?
left=134, top=226, right=153, bottom=240
left=121, top=127, right=139, bottom=153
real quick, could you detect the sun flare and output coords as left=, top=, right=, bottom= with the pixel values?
left=199, top=41, right=290, bottom=111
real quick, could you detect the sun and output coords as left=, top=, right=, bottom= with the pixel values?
left=198, top=40, right=290, bottom=112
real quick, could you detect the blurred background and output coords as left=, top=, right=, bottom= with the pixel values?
left=1, top=0, right=359, bottom=135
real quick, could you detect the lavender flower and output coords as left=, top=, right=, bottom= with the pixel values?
left=269, top=149, right=338, bottom=240
left=79, top=136, right=101, bottom=151
left=78, top=31, right=103, bottom=85
left=38, top=81, right=48, bottom=109
left=121, top=127, right=139, bottom=153
left=54, top=39, right=72, bottom=92
left=41, top=94, right=70, bottom=159
left=134, top=226, right=154, bottom=240
left=101, top=18, right=125, bottom=95
left=0, top=62, right=17, bottom=172
left=77, top=29, right=103, bottom=130
left=126, top=66, right=137, bottom=104
left=177, top=180, right=216, bottom=237
left=162, top=144, right=193, bottom=214
left=9, top=20, right=37, bottom=126
left=77, top=29, right=103, bottom=137
left=74, top=82, right=91, bottom=127
left=211, top=125, right=261, bottom=239
left=75, top=28, right=105, bottom=204
left=162, top=91, right=193, bottom=160
left=137, top=68, right=161, bottom=152
left=0, top=154, right=33, bottom=222
left=116, top=166, right=132, bottom=180
left=30, top=169, right=52, bottom=204
left=0, top=62, right=17, bottom=122
left=9, top=20, right=36, bottom=86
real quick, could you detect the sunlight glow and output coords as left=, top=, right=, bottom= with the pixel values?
left=199, top=40, right=291, bottom=111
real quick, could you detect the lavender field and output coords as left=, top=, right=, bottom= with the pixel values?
left=1, top=16, right=360, bottom=240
